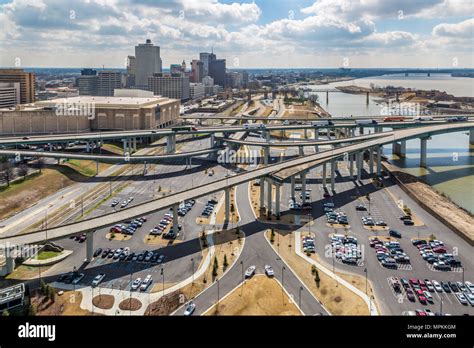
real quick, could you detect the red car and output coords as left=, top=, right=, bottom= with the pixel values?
left=416, top=309, right=427, bottom=316
left=409, top=278, right=419, bottom=285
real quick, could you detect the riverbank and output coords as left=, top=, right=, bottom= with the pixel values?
left=382, top=161, right=474, bottom=245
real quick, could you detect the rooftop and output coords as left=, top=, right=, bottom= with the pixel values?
left=35, top=95, right=178, bottom=109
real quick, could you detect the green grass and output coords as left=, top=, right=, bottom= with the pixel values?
left=36, top=251, right=61, bottom=260
left=67, top=159, right=97, bottom=177
left=0, top=171, right=41, bottom=193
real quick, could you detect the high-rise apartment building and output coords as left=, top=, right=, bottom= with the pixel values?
left=0, top=82, right=20, bottom=108
left=147, top=73, right=189, bottom=101
left=98, top=70, right=122, bottom=96
left=209, top=59, right=226, bottom=87
left=134, top=39, right=162, bottom=87
left=191, top=60, right=204, bottom=83
left=199, top=52, right=216, bottom=77
left=0, top=68, right=35, bottom=104
left=77, top=68, right=98, bottom=96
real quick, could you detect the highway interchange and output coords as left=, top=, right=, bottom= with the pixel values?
left=0, top=116, right=473, bottom=316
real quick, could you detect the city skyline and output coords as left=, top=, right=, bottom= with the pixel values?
left=0, top=0, right=473, bottom=69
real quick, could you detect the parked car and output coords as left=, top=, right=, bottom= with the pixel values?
left=389, top=230, right=402, bottom=238
left=140, top=275, right=153, bottom=291
left=131, top=278, right=142, bottom=291
left=93, top=248, right=103, bottom=257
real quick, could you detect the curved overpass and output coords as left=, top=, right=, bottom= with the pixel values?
left=0, top=120, right=452, bottom=146
left=1, top=122, right=472, bottom=248
left=0, top=147, right=222, bottom=163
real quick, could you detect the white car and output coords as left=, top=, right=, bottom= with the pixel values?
left=245, top=265, right=256, bottom=278
left=131, top=278, right=142, bottom=290
left=140, top=275, right=153, bottom=291
left=91, top=273, right=105, bottom=287
left=465, top=293, right=474, bottom=306
left=456, top=292, right=468, bottom=305
left=184, top=301, right=196, bottom=316
left=432, top=280, right=443, bottom=292
left=264, top=265, right=274, bottom=277
left=465, top=281, right=474, bottom=293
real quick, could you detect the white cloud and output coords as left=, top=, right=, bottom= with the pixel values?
left=433, top=18, right=474, bottom=38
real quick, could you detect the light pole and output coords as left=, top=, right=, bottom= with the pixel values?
left=161, top=267, right=165, bottom=297
left=216, top=278, right=220, bottom=310
left=440, top=295, right=443, bottom=315
left=462, top=267, right=465, bottom=283
left=299, top=286, right=303, bottom=309
left=364, top=268, right=368, bottom=295
left=191, top=257, right=195, bottom=284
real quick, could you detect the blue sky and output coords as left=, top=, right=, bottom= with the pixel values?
left=0, top=0, right=473, bottom=68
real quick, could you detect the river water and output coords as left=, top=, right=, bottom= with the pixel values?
left=308, top=74, right=474, bottom=213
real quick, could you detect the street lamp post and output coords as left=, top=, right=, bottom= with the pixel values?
left=161, top=267, right=165, bottom=297
left=299, top=286, right=303, bottom=309
left=191, top=258, right=195, bottom=284
left=216, top=278, right=220, bottom=310
left=364, top=268, right=368, bottom=295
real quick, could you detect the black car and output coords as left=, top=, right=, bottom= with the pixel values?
left=126, top=252, right=135, bottom=261
left=400, top=215, right=412, bottom=220
left=412, top=239, right=427, bottom=246
left=403, top=220, right=415, bottom=226
left=93, top=248, right=103, bottom=257
left=389, top=230, right=402, bottom=238
left=441, top=281, right=451, bottom=293
left=102, top=248, right=110, bottom=258
left=448, top=282, right=459, bottom=292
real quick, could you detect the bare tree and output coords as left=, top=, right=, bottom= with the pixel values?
left=36, top=157, right=45, bottom=173
left=0, top=162, right=14, bottom=187
left=18, top=164, right=29, bottom=180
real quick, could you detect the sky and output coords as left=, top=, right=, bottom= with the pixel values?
left=0, top=0, right=473, bottom=69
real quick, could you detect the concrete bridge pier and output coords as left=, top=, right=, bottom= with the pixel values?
left=349, top=153, right=354, bottom=178
left=86, top=231, right=94, bottom=263
left=359, top=126, right=364, bottom=135
left=369, top=148, right=374, bottom=174
left=264, top=130, right=271, bottom=142
left=301, top=172, right=307, bottom=204
left=166, top=134, right=176, bottom=154
left=275, top=184, right=281, bottom=218
left=326, top=91, right=329, bottom=104
left=330, top=159, right=336, bottom=191
left=314, top=128, right=319, bottom=152
left=357, top=152, right=362, bottom=181
left=267, top=180, right=273, bottom=215
left=259, top=178, right=265, bottom=211
left=304, top=128, right=308, bottom=139
left=470, top=129, right=474, bottom=144
left=392, top=140, right=407, bottom=158
left=322, top=163, right=327, bottom=189
left=132, top=138, right=137, bottom=152
left=290, top=176, right=295, bottom=199
left=263, top=147, right=270, bottom=165
left=376, top=146, right=382, bottom=176
left=420, top=137, right=430, bottom=168
left=299, top=146, right=304, bottom=156
left=210, top=134, right=215, bottom=147
left=224, top=188, right=231, bottom=222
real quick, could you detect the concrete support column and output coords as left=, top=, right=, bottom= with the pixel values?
left=349, top=153, right=354, bottom=178
left=166, top=135, right=176, bottom=154
left=357, top=152, right=362, bottom=181
left=95, top=160, right=99, bottom=176
left=304, top=128, right=308, bottom=139
left=470, top=129, right=474, bottom=145
left=86, top=231, right=94, bottom=262
left=301, top=172, right=307, bottom=204
left=290, top=176, right=296, bottom=199
left=351, top=128, right=355, bottom=137
left=224, top=188, right=231, bottom=222
left=376, top=146, right=382, bottom=176
left=123, top=139, right=127, bottom=155
left=330, top=159, right=336, bottom=191
left=263, top=147, right=270, bottom=165
left=420, top=137, right=428, bottom=168
left=400, top=140, right=406, bottom=158
left=369, top=148, right=374, bottom=174
left=84, top=142, right=89, bottom=152
left=4, top=252, right=15, bottom=275
left=359, top=126, right=364, bottom=135
left=299, top=146, right=304, bottom=157
left=267, top=180, right=273, bottom=214
left=322, top=163, right=327, bottom=189
left=133, top=138, right=137, bottom=152
left=259, top=178, right=265, bottom=210
left=210, top=133, right=215, bottom=148
left=275, top=184, right=281, bottom=218
left=314, top=128, right=319, bottom=152
left=173, top=204, right=179, bottom=234
left=265, top=130, right=270, bottom=142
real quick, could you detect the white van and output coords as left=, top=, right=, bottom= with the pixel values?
left=140, top=274, right=153, bottom=291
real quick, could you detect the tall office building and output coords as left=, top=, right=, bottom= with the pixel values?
left=199, top=52, right=216, bottom=77
left=189, top=83, right=205, bottom=99
left=209, top=59, right=226, bottom=87
left=98, top=70, right=122, bottom=96
left=0, top=68, right=35, bottom=104
left=0, top=82, right=20, bottom=108
left=77, top=68, right=98, bottom=96
left=135, top=39, right=162, bottom=87
left=191, top=60, right=204, bottom=83
left=147, top=73, right=189, bottom=101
